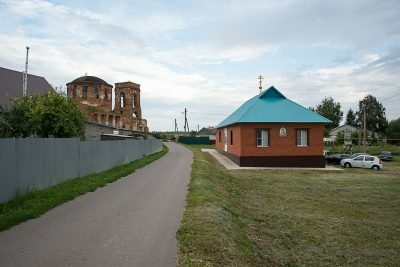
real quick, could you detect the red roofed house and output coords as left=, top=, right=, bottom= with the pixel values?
left=215, top=86, right=331, bottom=168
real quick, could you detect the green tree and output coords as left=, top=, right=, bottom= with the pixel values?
left=315, top=96, right=343, bottom=130
left=152, top=132, right=164, bottom=139
left=32, top=89, right=86, bottom=137
left=323, top=127, right=330, bottom=137
left=386, top=118, right=400, bottom=142
left=0, top=105, right=9, bottom=137
left=336, top=131, right=344, bottom=145
left=345, top=108, right=357, bottom=126
left=356, top=95, right=388, bottom=135
left=0, top=89, right=86, bottom=138
left=0, top=95, right=38, bottom=137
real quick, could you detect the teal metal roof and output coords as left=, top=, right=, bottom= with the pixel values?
left=216, top=86, right=331, bottom=128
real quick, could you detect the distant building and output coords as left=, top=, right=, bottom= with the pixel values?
left=329, top=124, right=358, bottom=139
left=66, top=75, right=148, bottom=132
left=196, top=127, right=217, bottom=144
left=215, top=86, right=331, bottom=167
left=197, top=127, right=216, bottom=139
left=0, top=66, right=51, bottom=108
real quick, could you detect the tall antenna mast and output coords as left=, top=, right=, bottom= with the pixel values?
left=23, top=46, right=30, bottom=97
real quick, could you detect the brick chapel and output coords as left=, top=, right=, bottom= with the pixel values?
left=66, top=75, right=148, bottom=132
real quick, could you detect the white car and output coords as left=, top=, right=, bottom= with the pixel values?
left=340, top=155, right=383, bottom=170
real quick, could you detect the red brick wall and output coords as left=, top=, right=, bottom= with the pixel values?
left=67, top=83, right=113, bottom=114
left=215, top=128, right=223, bottom=150
left=241, top=123, right=324, bottom=156
left=215, top=124, right=241, bottom=156
left=216, top=123, right=324, bottom=157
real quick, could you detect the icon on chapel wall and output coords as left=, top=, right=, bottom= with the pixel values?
left=279, top=126, right=287, bottom=137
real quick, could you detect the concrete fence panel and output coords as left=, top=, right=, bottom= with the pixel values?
left=0, top=138, right=162, bottom=203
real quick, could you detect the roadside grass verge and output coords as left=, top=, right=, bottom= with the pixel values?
left=177, top=145, right=400, bottom=266
left=0, top=144, right=168, bottom=231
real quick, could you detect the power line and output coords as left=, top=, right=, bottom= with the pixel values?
left=380, top=92, right=400, bottom=102
left=188, top=111, right=228, bottom=116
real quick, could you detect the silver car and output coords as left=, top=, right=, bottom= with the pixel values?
left=340, top=155, right=383, bottom=170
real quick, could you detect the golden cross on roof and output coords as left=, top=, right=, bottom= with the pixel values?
left=257, top=75, right=264, bottom=94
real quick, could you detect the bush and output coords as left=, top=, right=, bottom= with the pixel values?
left=0, top=89, right=85, bottom=138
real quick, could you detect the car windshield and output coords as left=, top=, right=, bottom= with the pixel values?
left=381, top=151, right=391, bottom=155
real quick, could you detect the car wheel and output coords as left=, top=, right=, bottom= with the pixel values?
left=372, top=165, right=380, bottom=170
left=344, top=163, right=351, bottom=168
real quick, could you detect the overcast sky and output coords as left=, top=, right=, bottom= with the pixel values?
left=0, top=0, right=399, bottom=131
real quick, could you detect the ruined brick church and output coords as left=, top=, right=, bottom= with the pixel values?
left=67, top=76, right=148, bottom=132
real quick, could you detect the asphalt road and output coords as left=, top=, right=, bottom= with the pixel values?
left=0, top=142, right=192, bottom=267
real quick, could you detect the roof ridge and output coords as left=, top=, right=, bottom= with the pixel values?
left=259, top=86, right=287, bottom=99
left=331, top=124, right=357, bottom=132
left=236, top=94, right=261, bottom=124
left=216, top=87, right=332, bottom=128
left=0, top=66, right=46, bottom=80
left=286, top=98, right=332, bottom=122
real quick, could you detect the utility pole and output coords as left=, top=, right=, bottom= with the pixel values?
left=174, top=118, right=178, bottom=132
left=23, top=46, right=30, bottom=96
left=363, top=106, right=367, bottom=153
left=184, top=109, right=186, bottom=132
left=183, top=108, right=189, bottom=132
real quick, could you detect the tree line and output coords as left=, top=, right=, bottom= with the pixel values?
left=310, top=94, right=399, bottom=141
left=0, top=89, right=85, bottom=138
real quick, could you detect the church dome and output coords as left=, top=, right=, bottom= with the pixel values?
left=67, top=75, right=112, bottom=87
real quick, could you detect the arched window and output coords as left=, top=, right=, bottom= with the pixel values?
left=120, top=93, right=125, bottom=108
left=82, top=86, right=88, bottom=100
left=72, top=86, right=77, bottom=98
left=94, top=86, right=99, bottom=99
left=104, top=89, right=108, bottom=100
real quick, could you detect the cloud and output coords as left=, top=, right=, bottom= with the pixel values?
left=271, top=48, right=400, bottom=121
left=154, top=44, right=277, bottom=66
left=198, top=0, right=400, bottom=49
left=0, top=0, right=399, bottom=131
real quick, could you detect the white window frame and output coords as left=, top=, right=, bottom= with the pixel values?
left=256, top=129, right=269, bottom=147
left=297, top=129, right=308, bottom=147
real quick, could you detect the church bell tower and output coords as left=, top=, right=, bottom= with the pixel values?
left=114, top=82, right=143, bottom=130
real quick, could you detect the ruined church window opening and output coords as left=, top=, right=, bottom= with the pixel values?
left=120, top=93, right=125, bottom=108
left=82, top=86, right=88, bottom=100
left=104, top=89, right=108, bottom=100
left=94, top=86, right=99, bottom=99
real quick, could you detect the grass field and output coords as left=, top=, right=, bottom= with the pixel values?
left=177, top=145, right=400, bottom=266
left=0, top=145, right=168, bottom=231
